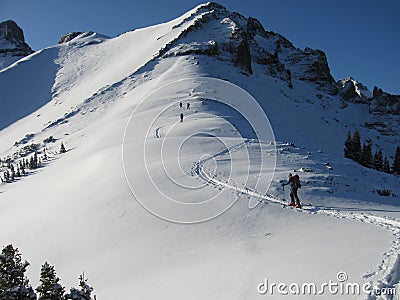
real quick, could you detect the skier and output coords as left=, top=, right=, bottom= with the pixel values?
left=282, top=173, right=301, bottom=208
left=187, top=102, right=190, bottom=109
left=180, top=102, right=183, bottom=108
left=180, top=113, right=184, bottom=122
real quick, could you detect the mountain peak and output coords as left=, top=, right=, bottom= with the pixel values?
left=0, top=19, right=34, bottom=69
left=157, top=2, right=336, bottom=92
left=0, top=20, right=26, bottom=43
left=0, top=20, right=32, bottom=52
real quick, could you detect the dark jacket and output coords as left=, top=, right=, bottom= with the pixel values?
left=283, top=176, right=296, bottom=191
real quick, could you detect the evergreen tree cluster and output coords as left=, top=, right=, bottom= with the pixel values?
left=0, top=245, right=95, bottom=300
left=1, top=150, right=43, bottom=184
left=1, top=142, right=67, bottom=184
left=344, top=131, right=400, bottom=175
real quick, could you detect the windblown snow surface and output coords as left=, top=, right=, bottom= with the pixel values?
left=0, top=4, right=399, bottom=300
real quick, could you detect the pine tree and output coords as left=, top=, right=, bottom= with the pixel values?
left=19, top=161, right=25, bottom=175
left=351, top=131, right=362, bottom=162
left=0, top=244, right=36, bottom=300
left=361, top=140, right=373, bottom=167
left=4, top=170, right=10, bottom=183
left=29, top=156, right=35, bottom=170
left=10, top=164, right=15, bottom=181
left=65, top=273, right=93, bottom=300
left=373, top=149, right=383, bottom=171
left=344, top=131, right=352, bottom=159
left=393, top=146, right=400, bottom=175
left=33, top=152, right=38, bottom=169
left=383, top=156, right=391, bottom=174
left=59, top=143, right=66, bottom=154
left=36, top=262, right=64, bottom=300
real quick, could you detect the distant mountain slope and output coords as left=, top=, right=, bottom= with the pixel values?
left=0, top=7, right=206, bottom=134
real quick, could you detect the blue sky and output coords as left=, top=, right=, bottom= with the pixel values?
left=1, top=0, right=399, bottom=94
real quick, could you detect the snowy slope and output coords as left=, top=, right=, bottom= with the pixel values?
left=0, top=2, right=399, bottom=300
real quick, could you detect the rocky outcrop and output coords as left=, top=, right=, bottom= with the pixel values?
left=371, top=86, right=400, bottom=115
left=337, top=77, right=372, bottom=103
left=337, top=78, right=399, bottom=115
left=157, top=2, right=338, bottom=91
left=299, top=49, right=336, bottom=91
left=0, top=20, right=33, bottom=57
left=58, top=32, right=83, bottom=44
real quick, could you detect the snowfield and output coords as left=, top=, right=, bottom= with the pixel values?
left=0, top=3, right=399, bottom=300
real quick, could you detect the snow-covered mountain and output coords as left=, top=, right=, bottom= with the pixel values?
left=0, top=2, right=399, bottom=299
left=0, top=20, right=33, bottom=70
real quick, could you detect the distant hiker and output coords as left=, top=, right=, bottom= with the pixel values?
left=180, top=102, right=183, bottom=108
left=180, top=113, right=184, bottom=122
left=282, top=173, right=301, bottom=208
left=187, top=102, right=190, bottom=109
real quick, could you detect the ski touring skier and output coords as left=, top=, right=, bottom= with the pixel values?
left=187, top=102, right=190, bottom=109
left=282, top=173, right=302, bottom=208
left=180, top=113, right=184, bottom=122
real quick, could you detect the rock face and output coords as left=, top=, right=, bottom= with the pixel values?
left=157, top=2, right=337, bottom=93
left=58, top=32, right=83, bottom=44
left=371, top=86, right=400, bottom=115
left=337, top=77, right=372, bottom=103
left=337, top=77, right=399, bottom=116
left=0, top=20, right=33, bottom=57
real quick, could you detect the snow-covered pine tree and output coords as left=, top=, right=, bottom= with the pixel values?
left=4, top=170, right=10, bottom=183
left=393, top=146, right=400, bottom=175
left=36, top=262, right=64, bottom=300
left=59, top=143, right=66, bottom=154
left=10, top=164, right=15, bottom=181
left=43, top=149, right=47, bottom=160
left=65, top=272, right=94, bottom=300
left=33, top=152, right=38, bottom=169
left=29, top=156, right=35, bottom=170
left=0, top=244, right=36, bottom=300
left=19, top=161, right=25, bottom=175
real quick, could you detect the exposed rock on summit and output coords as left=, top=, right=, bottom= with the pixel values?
left=58, top=32, right=84, bottom=44
left=0, top=20, right=33, bottom=57
left=157, top=2, right=337, bottom=93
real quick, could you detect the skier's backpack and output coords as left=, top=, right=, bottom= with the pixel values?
left=293, top=174, right=301, bottom=189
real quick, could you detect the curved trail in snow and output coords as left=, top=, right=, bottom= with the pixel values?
left=193, top=140, right=400, bottom=298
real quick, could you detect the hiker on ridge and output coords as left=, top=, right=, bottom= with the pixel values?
left=282, top=173, right=302, bottom=208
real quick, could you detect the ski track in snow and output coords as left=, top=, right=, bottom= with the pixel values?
left=193, top=139, right=400, bottom=299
